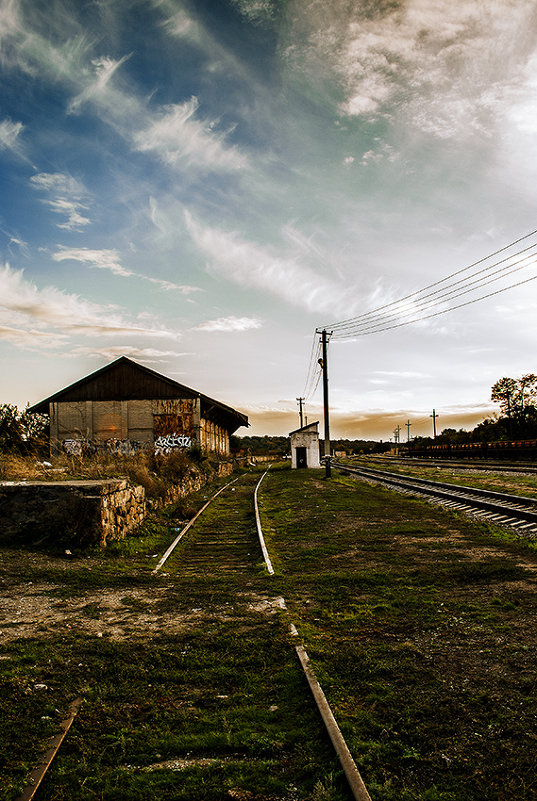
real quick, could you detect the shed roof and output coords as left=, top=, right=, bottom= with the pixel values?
left=289, top=421, right=319, bottom=436
left=29, top=356, right=248, bottom=433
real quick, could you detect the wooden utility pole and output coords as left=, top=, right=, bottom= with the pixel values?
left=296, top=397, right=305, bottom=429
left=430, top=409, right=438, bottom=440
left=318, top=328, right=332, bottom=478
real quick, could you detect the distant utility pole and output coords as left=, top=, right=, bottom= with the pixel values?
left=316, top=328, right=332, bottom=478
left=406, top=420, right=412, bottom=442
left=430, top=409, right=438, bottom=440
left=296, top=397, right=305, bottom=429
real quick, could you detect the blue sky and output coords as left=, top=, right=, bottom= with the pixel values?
left=2, top=0, right=537, bottom=439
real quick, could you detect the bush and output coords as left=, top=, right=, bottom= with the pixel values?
left=0, top=404, right=48, bottom=455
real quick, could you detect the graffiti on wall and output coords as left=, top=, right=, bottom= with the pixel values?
left=154, top=433, right=192, bottom=455
left=62, top=438, right=142, bottom=456
left=63, top=439, right=83, bottom=456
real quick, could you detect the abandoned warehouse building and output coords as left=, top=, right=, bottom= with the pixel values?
left=30, top=356, right=249, bottom=456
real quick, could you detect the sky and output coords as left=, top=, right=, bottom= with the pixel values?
left=2, top=0, right=537, bottom=441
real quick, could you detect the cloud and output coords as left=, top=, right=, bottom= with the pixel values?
left=30, top=172, right=91, bottom=231
left=0, top=263, right=179, bottom=348
left=374, top=371, right=430, bottom=379
left=285, top=0, right=537, bottom=140
left=53, top=247, right=132, bottom=277
left=241, top=397, right=498, bottom=437
left=0, top=3, right=248, bottom=177
left=0, top=117, right=23, bottom=152
left=52, top=246, right=201, bottom=294
left=67, top=345, right=184, bottom=362
left=0, top=323, right=67, bottom=349
left=132, top=98, right=248, bottom=172
left=67, top=53, right=132, bottom=114
left=230, top=0, right=278, bottom=25
left=185, top=211, right=358, bottom=317
left=195, top=316, right=262, bottom=332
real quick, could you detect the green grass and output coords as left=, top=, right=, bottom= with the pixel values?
left=2, top=465, right=537, bottom=800
left=0, top=467, right=350, bottom=801
left=258, top=468, right=537, bottom=800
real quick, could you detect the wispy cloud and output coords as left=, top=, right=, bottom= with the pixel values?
left=0, top=2, right=250, bottom=178
left=53, top=247, right=132, bottom=277
left=0, top=323, right=67, bottom=349
left=67, top=53, right=132, bottom=114
left=0, top=263, right=179, bottom=348
left=195, top=315, right=262, bottom=332
left=30, top=172, right=91, bottom=230
left=133, top=98, right=248, bottom=173
left=67, top=345, right=183, bottom=362
left=185, top=211, right=358, bottom=317
left=53, top=247, right=201, bottom=294
left=0, top=117, right=24, bottom=153
left=230, top=0, right=278, bottom=26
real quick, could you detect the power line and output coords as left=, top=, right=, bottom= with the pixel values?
left=302, top=332, right=321, bottom=399
left=331, top=271, right=537, bottom=339
left=326, top=228, right=537, bottom=332
left=330, top=245, right=537, bottom=335
left=332, top=250, right=537, bottom=338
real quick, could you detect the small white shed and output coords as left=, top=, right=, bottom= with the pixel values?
left=289, top=421, right=321, bottom=469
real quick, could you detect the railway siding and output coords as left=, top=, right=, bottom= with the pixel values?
left=2, top=465, right=537, bottom=800
left=0, top=470, right=348, bottom=801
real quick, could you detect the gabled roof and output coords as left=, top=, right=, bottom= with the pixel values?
left=29, top=356, right=248, bottom=432
left=289, top=420, right=320, bottom=436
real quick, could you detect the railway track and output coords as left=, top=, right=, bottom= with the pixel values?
left=362, top=455, right=537, bottom=474
left=18, top=470, right=369, bottom=801
left=334, top=461, right=537, bottom=536
left=153, top=469, right=371, bottom=801
left=7, top=465, right=537, bottom=801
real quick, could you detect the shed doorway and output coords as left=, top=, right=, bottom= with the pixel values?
left=296, top=447, right=308, bottom=468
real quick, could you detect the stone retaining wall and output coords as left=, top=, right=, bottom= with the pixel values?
left=0, top=480, right=146, bottom=547
left=0, top=461, right=235, bottom=548
left=158, top=461, right=234, bottom=507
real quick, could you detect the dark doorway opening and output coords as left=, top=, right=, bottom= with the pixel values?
left=296, top=447, right=307, bottom=468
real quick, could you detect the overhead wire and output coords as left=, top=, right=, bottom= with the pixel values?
left=330, top=244, right=537, bottom=335
left=302, top=332, right=323, bottom=401
left=333, top=250, right=537, bottom=338
left=317, top=228, right=537, bottom=339
left=303, top=228, right=537, bottom=422
left=326, top=227, right=537, bottom=331
left=332, top=271, right=537, bottom=339
left=301, top=332, right=318, bottom=397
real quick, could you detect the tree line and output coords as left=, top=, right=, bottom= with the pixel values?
left=411, top=373, right=537, bottom=448
left=3, top=372, right=535, bottom=458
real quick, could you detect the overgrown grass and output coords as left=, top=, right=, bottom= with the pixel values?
left=3, top=466, right=537, bottom=799
left=0, top=448, right=231, bottom=500
left=0, top=467, right=350, bottom=801
left=0, top=627, right=347, bottom=800
left=259, top=468, right=537, bottom=800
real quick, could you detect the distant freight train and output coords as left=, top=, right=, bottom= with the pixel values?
left=405, top=439, right=537, bottom=461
